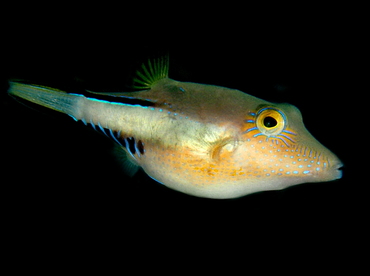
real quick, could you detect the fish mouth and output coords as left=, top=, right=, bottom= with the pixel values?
left=333, top=162, right=344, bottom=180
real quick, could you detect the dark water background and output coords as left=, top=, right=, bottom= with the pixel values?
left=1, top=21, right=362, bottom=264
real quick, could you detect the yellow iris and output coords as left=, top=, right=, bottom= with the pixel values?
left=256, top=108, right=286, bottom=136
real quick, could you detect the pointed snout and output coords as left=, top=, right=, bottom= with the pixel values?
left=325, top=154, right=343, bottom=181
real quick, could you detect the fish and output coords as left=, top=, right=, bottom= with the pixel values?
left=8, top=57, right=342, bottom=199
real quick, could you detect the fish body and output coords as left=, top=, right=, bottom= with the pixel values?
left=8, top=58, right=342, bottom=198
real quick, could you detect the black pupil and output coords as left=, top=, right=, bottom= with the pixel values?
left=264, top=116, right=278, bottom=128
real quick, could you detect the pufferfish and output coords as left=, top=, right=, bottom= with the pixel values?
left=8, top=57, right=342, bottom=199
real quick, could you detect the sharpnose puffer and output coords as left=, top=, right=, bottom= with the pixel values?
left=8, top=57, right=342, bottom=199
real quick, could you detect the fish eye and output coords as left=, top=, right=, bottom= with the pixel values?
left=256, top=108, right=286, bottom=136
left=263, top=116, right=277, bottom=128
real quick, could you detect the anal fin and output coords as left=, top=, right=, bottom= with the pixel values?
left=113, top=144, right=139, bottom=177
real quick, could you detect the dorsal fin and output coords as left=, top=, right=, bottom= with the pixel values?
left=133, top=55, right=169, bottom=89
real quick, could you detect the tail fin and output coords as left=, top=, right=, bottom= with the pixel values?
left=8, top=81, right=81, bottom=116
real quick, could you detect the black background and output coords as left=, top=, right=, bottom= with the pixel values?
left=1, top=9, right=363, bottom=267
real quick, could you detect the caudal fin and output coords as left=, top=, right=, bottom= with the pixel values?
left=8, top=81, right=81, bottom=116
